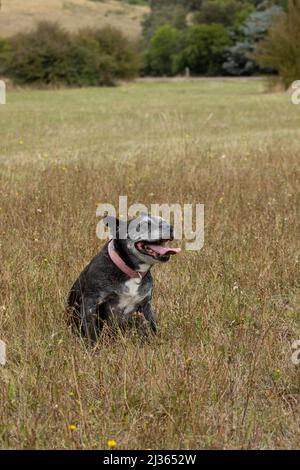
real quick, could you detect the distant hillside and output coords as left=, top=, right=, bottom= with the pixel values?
left=0, top=0, right=150, bottom=38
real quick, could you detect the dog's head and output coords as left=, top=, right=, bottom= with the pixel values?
left=103, top=213, right=181, bottom=266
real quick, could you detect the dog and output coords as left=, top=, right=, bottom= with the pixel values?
left=67, top=214, right=181, bottom=345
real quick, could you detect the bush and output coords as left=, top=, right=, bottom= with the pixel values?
left=1, top=22, right=140, bottom=87
left=1, top=23, right=79, bottom=86
left=177, top=23, right=231, bottom=75
left=252, top=0, right=300, bottom=88
left=73, top=27, right=140, bottom=85
left=0, top=38, right=11, bottom=75
left=144, top=24, right=182, bottom=75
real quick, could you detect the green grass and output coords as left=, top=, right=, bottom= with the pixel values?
left=1, top=79, right=299, bottom=172
left=0, top=78, right=300, bottom=449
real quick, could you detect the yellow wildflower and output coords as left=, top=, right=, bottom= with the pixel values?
left=107, top=440, right=117, bottom=449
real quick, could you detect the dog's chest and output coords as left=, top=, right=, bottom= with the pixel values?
left=117, top=279, right=146, bottom=315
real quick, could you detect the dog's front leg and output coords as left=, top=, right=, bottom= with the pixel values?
left=81, top=297, right=100, bottom=346
left=139, top=300, right=157, bottom=336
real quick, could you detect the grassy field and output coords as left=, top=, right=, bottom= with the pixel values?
left=0, top=0, right=148, bottom=38
left=0, top=78, right=300, bottom=449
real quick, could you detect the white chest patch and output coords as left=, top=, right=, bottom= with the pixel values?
left=117, top=279, right=145, bottom=315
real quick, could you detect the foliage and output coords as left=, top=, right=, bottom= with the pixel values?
left=193, top=0, right=254, bottom=28
left=253, top=0, right=300, bottom=87
left=142, top=2, right=188, bottom=44
left=1, top=1, right=296, bottom=81
left=240, top=4, right=283, bottom=39
left=0, top=38, right=11, bottom=75
left=223, top=5, right=283, bottom=75
left=176, top=23, right=232, bottom=75
left=92, top=0, right=149, bottom=3
left=121, top=0, right=148, bottom=4
left=144, top=24, right=182, bottom=75
left=142, top=0, right=284, bottom=76
left=74, top=27, right=140, bottom=84
left=1, top=22, right=140, bottom=86
left=223, top=41, right=258, bottom=75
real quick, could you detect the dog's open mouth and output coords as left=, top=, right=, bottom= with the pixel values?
left=135, top=240, right=181, bottom=259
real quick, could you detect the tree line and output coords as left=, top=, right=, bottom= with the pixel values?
left=0, top=0, right=299, bottom=88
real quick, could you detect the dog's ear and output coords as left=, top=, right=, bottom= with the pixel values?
left=102, top=216, right=127, bottom=239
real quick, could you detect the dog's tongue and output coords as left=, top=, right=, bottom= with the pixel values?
left=147, top=244, right=181, bottom=256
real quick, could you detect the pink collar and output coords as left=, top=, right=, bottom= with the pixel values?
left=108, top=240, right=148, bottom=279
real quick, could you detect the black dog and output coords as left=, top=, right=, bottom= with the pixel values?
left=67, top=214, right=181, bottom=345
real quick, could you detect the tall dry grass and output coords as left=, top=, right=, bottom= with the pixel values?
left=0, top=80, right=300, bottom=449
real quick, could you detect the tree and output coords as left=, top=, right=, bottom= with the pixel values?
left=253, top=0, right=300, bottom=87
left=145, top=24, right=182, bottom=75
left=142, top=0, right=188, bottom=44
left=193, top=0, right=254, bottom=28
left=240, top=4, right=283, bottom=39
left=176, top=23, right=231, bottom=74
left=223, top=4, right=283, bottom=75
left=223, top=41, right=258, bottom=74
